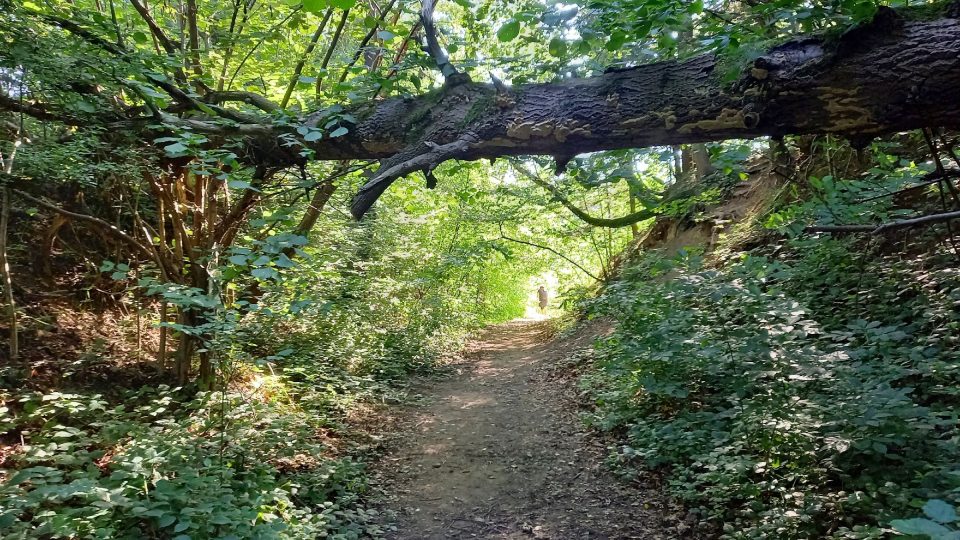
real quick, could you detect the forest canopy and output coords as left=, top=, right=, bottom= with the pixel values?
left=2, top=0, right=959, bottom=217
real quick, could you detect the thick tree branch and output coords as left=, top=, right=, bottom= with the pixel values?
left=498, top=225, right=601, bottom=282
left=204, top=91, right=279, bottom=113
left=351, top=133, right=479, bottom=218
left=304, top=13, right=959, bottom=217
left=280, top=7, right=334, bottom=109
left=0, top=95, right=88, bottom=125
left=805, top=210, right=960, bottom=234
left=4, top=180, right=167, bottom=276
left=129, top=0, right=182, bottom=54
left=420, top=0, right=466, bottom=82
left=511, top=162, right=659, bottom=228
left=23, top=8, right=960, bottom=221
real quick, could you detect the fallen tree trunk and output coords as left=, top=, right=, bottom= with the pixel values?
left=9, top=8, right=960, bottom=218
left=296, top=10, right=959, bottom=217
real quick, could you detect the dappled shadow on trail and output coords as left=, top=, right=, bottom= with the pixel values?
left=373, top=320, right=679, bottom=539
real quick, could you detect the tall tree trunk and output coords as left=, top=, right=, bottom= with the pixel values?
left=1, top=139, right=19, bottom=361
left=158, top=300, right=168, bottom=370
left=0, top=186, right=16, bottom=361
left=295, top=180, right=338, bottom=236
left=628, top=193, right=640, bottom=239
left=174, top=312, right=194, bottom=384
left=690, top=143, right=714, bottom=180
left=681, top=146, right=693, bottom=178
left=671, top=145, right=683, bottom=182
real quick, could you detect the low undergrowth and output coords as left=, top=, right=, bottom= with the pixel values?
left=0, top=308, right=471, bottom=540
left=1, top=386, right=374, bottom=540
left=581, top=238, right=960, bottom=539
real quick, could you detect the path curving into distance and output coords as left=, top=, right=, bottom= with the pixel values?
left=373, top=320, right=689, bottom=539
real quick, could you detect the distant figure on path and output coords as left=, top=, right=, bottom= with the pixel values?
left=537, top=286, right=549, bottom=313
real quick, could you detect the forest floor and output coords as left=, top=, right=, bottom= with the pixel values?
left=370, top=320, right=684, bottom=539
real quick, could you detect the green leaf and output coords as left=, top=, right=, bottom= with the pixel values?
left=73, top=100, right=97, bottom=113
left=132, top=31, right=149, bottom=44
left=194, top=102, right=218, bottom=116
left=377, top=30, right=395, bottom=42
left=329, top=126, right=349, bottom=138
left=497, top=19, right=521, bottom=42
left=850, top=1, right=878, bottom=21
left=275, top=254, right=297, bottom=268
left=0, top=513, right=16, bottom=528
left=606, top=30, right=627, bottom=51
left=924, top=500, right=959, bottom=524
left=302, top=0, right=327, bottom=13
left=251, top=267, right=279, bottom=280
left=164, top=142, right=189, bottom=155
left=330, top=0, right=355, bottom=9
left=228, top=180, right=256, bottom=190
left=158, top=514, right=176, bottom=528
left=890, top=518, right=952, bottom=536
left=304, top=131, right=323, bottom=142
left=548, top=37, right=566, bottom=57
left=227, top=255, right=248, bottom=266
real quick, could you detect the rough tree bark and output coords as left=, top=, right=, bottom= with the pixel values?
left=7, top=9, right=960, bottom=219
left=227, top=10, right=960, bottom=218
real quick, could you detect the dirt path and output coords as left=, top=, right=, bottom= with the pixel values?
left=372, top=320, right=677, bottom=539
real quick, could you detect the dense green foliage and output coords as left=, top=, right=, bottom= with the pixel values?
left=2, top=387, right=376, bottom=539
left=0, top=152, right=629, bottom=537
left=581, top=140, right=960, bottom=539
left=1, top=0, right=959, bottom=537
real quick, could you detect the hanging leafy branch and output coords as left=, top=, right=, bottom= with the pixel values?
left=511, top=161, right=661, bottom=228
left=498, top=224, right=601, bottom=281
